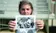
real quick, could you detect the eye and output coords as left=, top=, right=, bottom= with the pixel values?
left=27, top=8, right=29, bottom=10
left=22, top=8, right=25, bottom=10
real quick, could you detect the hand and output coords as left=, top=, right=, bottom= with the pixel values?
left=36, top=20, right=44, bottom=30
left=8, top=20, right=16, bottom=31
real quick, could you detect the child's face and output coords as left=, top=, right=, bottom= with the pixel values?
left=20, top=4, right=32, bottom=15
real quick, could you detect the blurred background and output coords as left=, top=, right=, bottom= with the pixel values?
left=0, top=0, right=56, bottom=33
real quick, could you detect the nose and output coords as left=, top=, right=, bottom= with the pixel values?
left=24, top=9, right=27, bottom=13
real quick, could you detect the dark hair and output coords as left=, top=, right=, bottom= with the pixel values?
left=19, top=1, right=33, bottom=14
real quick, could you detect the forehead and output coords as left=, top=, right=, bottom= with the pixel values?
left=21, top=4, right=31, bottom=8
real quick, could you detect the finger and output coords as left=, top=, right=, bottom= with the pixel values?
left=36, top=24, right=44, bottom=29
left=8, top=21, right=16, bottom=24
left=36, top=20, right=44, bottom=25
left=9, top=23, right=16, bottom=26
left=9, top=25, right=15, bottom=28
left=37, top=24, right=43, bottom=27
left=37, top=26, right=43, bottom=29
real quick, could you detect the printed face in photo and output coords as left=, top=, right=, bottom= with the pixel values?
left=17, top=17, right=34, bottom=28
